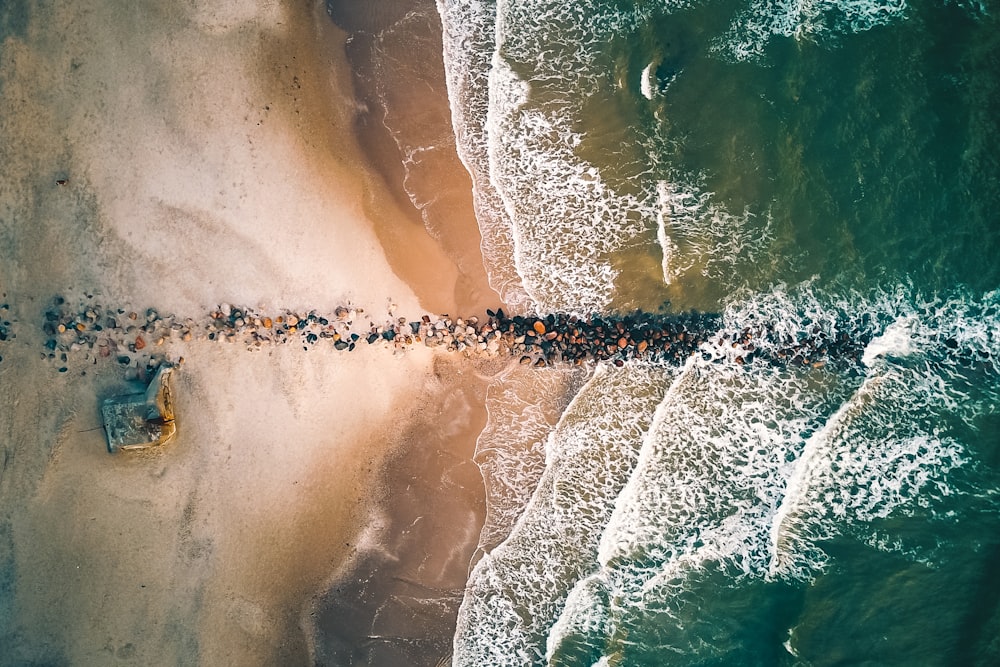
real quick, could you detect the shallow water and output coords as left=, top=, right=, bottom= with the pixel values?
left=438, top=0, right=1000, bottom=664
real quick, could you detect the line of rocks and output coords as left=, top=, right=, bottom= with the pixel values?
left=25, top=294, right=996, bottom=379
left=36, top=295, right=892, bottom=380
left=0, top=299, right=13, bottom=365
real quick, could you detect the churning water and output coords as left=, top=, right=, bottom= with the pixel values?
left=437, top=0, right=1000, bottom=664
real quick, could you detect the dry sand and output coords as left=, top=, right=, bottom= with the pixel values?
left=0, top=1, right=495, bottom=664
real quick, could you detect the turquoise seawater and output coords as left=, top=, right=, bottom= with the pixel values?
left=437, top=0, right=1000, bottom=664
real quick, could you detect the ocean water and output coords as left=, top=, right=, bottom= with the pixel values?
left=436, top=0, right=1000, bottom=665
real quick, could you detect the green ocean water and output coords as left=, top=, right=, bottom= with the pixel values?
left=438, top=0, right=999, bottom=664
left=604, top=0, right=1000, bottom=313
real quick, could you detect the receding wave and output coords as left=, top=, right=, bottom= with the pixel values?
left=437, top=0, right=534, bottom=310
left=474, top=364, right=591, bottom=553
left=454, top=363, right=674, bottom=666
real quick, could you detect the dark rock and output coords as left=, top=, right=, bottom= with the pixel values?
left=334, top=340, right=349, bottom=350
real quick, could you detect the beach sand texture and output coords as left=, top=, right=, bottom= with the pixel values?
left=1, top=1, right=492, bottom=664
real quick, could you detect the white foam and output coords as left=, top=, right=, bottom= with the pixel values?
left=528, top=285, right=997, bottom=659
left=714, top=0, right=910, bottom=63
left=453, top=363, right=673, bottom=666
left=641, top=61, right=656, bottom=100
left=436, top=0, right=535, bottom=309
left=767, top=365, right=969, bottom=579
left=474, top=364, right=591, bottom=552
left=862, top=315, right=916, bottom=367
left=487, top=56, right=656, bottom=312
left=655, top=177, right=773, bottom=289
left=544, top=573, right=611, bottom=663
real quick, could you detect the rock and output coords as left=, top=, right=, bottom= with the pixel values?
left=533, top=320, right=546, bottom=335
left=618, top=337, right=628, bottom=349
left=520, top=356, right=532, bottom=365
left=220, top=303, right=232, bottom=317
left=637, top=340, right=648, bottom=353
left=134, top=335, right=146, bottom=351
left=334, top=340, right=349, bottom=350
left=286, top=315, right=299, bottom=327
left=262, top=317, right=273, bottom=328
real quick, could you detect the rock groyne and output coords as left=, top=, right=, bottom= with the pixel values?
left=25, top=295, right=919, bottom=380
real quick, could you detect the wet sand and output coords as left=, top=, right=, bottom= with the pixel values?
left=0, top=0, right=495, bottom=665
left=306, top=2, right=501, bottom=664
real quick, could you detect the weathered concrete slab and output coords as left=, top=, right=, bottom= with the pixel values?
left=102, top=367, right=176, bottom=453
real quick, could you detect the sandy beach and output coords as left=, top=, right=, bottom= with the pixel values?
left=0, top=1, right=494, bottom=664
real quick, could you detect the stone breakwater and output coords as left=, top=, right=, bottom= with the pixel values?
left=25, top=295, right=906, bottom=380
